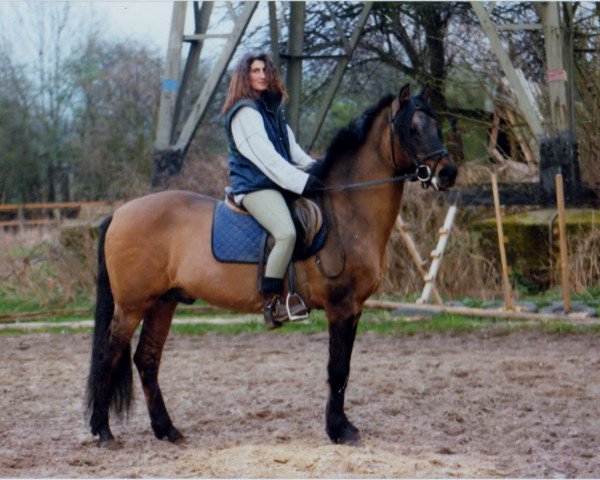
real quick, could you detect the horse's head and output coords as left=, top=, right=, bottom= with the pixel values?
left=389, top=84, right=458, bottom=190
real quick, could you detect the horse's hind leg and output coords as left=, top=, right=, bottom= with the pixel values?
left=325, top=308, right=362, bottom=444
left=133, top=299, right=183, bottom=443
left=88, top=309, right=139, bottom=449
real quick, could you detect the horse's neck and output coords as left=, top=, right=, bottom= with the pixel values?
left=327, top=112, right=404, bottom=253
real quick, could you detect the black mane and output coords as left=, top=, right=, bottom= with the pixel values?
left=308, top=94, right=395, bottom=179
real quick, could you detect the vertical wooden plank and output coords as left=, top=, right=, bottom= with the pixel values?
left=491, top=173, right=514, bottom=310
left=555, top=174, right=572, bottom=313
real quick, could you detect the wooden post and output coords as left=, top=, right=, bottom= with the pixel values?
left=417, top=205, right=457, bottom=304
left=555, top=174, right=572, bottom=313
left=395, top=216, right=443, bottom=305
left=491, top=173, right=514, bottom=310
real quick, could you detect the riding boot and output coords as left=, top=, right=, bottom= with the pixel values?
left=261, top=277, right=308, bottom=329
left=262, top=277, right=285, bottom=329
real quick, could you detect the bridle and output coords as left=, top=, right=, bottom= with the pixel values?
left=387, top=103, right=448, bottom=189
left=314, top=96, right=450, bottom=279
left=316, top=99, right=449, bottom=193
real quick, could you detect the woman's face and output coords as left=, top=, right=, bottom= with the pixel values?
left=249, top=59, right=268, bottom=92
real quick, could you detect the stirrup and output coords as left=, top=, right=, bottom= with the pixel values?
left=286, top=292, right=309, bottom=321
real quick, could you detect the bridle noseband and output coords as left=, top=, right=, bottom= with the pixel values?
left=387, top=104, right=448, bottom=188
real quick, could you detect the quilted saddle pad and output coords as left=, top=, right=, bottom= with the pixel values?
left=211, top=201, right=266, bottom=263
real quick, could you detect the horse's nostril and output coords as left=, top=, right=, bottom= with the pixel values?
left=438, top=165, right=458, bottom=185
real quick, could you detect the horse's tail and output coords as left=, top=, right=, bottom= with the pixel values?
left=86, top=215, right=133, bottom=420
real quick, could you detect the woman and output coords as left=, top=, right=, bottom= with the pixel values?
left=222, top=52, right=323, bottom=328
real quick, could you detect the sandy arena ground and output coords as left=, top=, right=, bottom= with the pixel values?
left=1, top=327, right=600, bottom=478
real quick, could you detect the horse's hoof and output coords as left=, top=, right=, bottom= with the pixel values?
left=167, top=426, right=185, bottom=444
left=97, top=438, right=120, bottom=450
left=327, top=420, right=361, bottom=445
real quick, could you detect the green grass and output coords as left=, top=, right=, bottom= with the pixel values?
left=2, top=293, right=600, bottom=336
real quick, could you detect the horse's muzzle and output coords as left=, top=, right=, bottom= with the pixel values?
left=432, top=159, right=458, bottom=190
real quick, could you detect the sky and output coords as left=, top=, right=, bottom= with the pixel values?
left=89, top=1, right=188, bottom=54
left=0, top=1, right=268, bottom=70
left=0, top=1, right=197, bottom=61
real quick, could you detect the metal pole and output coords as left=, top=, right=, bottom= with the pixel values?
left=286, top=2, right=306, bottom=134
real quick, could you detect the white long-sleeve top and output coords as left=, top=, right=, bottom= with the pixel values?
left=231, top=106, right=315, bottom=202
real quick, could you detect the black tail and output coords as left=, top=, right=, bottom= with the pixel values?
left=86, top=215, right=133, bottom=420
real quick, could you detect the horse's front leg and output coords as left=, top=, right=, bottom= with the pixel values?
left=325, top=307, right=362, bottom=444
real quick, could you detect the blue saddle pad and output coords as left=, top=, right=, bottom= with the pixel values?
left=211, top=202, right=266, bottom=263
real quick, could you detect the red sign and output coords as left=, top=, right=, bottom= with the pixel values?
left=547, top=69, right=567, bottom=82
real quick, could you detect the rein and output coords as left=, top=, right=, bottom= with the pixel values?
left=316, top=172, right=417, bottom=192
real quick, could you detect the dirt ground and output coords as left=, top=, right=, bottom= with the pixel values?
left=1, top=327, right=600, bottom=478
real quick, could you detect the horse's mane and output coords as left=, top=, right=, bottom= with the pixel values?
left=309, top=94, right=395, bottom=179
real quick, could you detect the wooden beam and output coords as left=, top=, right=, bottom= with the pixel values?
left=491, top=173, right=514, bottom=310
left=363, top=299, right=595, bottom=323
left=555, top=174, right=572, bottom=313
left=417, top=204, right=457, bottom=305
left=395, top=216, right=443, bottom=305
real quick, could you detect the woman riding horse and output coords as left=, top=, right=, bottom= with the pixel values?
left=86, top=83, right=458, bottom=448
left=223, top=52, right=323, bottom=328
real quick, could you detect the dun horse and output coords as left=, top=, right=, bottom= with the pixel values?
left=86, top=84, right=458, bottom=448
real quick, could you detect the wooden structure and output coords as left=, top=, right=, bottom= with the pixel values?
left=0, top=201, right=108, bottom=230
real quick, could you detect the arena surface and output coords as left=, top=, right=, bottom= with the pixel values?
left=1, top=328, right=600, bottom=477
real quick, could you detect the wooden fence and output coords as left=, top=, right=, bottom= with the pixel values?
left=0, top=201, right=109, bottom=229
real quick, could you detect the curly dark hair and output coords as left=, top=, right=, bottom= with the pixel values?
left=221, top=52, right=287, bottom=114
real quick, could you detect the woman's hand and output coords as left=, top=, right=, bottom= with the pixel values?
left=302, top=175, right=325, bottom=195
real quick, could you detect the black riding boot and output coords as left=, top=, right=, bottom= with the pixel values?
left=262, top=277, right=309, bottom=329
left=262, top=277, right=286, bottom=329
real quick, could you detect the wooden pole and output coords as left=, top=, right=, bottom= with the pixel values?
left=555, top=174, right=572, bottom=313
left=363, top=299, right=587, bottom=323
left=417, top=205, right=457, bottom=304
left=395, top=216, right=443, bottom=305
left=491, top=173, right=514, bottom=310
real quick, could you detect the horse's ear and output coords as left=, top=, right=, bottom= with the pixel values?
left=419, top=84, right=432, bottom=102
left=391, top=83, right=411, bottom=118
left=398, top=83, right=411, bottom=104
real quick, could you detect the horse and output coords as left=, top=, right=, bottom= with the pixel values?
left=86, top=83, right=458, bottom=448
